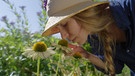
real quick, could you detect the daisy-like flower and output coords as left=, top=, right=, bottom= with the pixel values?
left=73, top=52, right=82, bottom=59
left=58, top=39, right=68, bottom=47
left=52, top=39, right=72, bottom=54
left=22, top=41, right=55, bottom=60
left=23, top=41, right=55, bottom=76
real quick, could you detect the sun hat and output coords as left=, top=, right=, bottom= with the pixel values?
left=42, top=0, right=109, bottom=36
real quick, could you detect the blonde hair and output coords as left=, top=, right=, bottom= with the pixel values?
left=73, top=4, right=115, bottom=74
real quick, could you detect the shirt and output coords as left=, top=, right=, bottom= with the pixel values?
left=87, top=0, right=135, bottom=74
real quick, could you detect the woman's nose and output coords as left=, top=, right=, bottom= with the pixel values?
left=57, top=25, right=69, bottom=39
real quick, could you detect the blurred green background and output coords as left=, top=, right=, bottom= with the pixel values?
left=0, top=0, right=130, bottom=76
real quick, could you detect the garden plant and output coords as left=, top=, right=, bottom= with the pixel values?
left=0, top=0, right=130, bottom=76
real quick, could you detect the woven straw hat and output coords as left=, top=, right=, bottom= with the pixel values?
left=42, top=0, right=109, bottom=36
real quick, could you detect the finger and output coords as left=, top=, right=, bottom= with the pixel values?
left=68, top=44, right=77, bottom=49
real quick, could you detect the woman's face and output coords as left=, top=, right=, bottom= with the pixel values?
left=55, top=18, right=89, bottom=45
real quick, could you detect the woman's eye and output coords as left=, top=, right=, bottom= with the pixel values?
left=62, top=22, right=67, bottom=27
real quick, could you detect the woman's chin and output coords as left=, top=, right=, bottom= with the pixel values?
left=72, top=38, right=86, bottom=45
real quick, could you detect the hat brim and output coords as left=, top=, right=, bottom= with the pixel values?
left=42, top=1, right=109, bottom=36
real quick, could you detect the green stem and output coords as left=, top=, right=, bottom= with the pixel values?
left=74, top=60, right=78, bottom=73
left=56, top=54, right=61, bottom=76
left=85, top=62, right=88, bottom=76
left=37, top=57, right=40, bottom=76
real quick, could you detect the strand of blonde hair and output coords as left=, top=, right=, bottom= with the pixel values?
left=98, top=30, right=115, bottom=75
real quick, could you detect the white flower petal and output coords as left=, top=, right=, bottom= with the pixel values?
left=40, top=52, right=45, bottom=59
left=48, top=47, right=55, bottom=50
left=22, top=49, right=33, bottom=56
left=43, top=52, right=50, bottom=58
left=47, top=49, right=56, bottom=54
left=22, top=47, right=56, bottom=60
left=25, top=48, right=33, bottom=51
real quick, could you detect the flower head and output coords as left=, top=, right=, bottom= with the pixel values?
left=58, top=39, right=68, bottom=47
left=23, top=42, right=55, bottom=60
left=19, top=6, right=26, bottom=10
left=10, top=21, right=15, bottom=25
left=43, top=0, right=47, bottom=10
left=73, top=52, right=82, bottom=59
left=52, top=39, right=71, bottom=54
left=1, top=16, right=7, bottom=22
left=33, top=42, right=47, bottom=52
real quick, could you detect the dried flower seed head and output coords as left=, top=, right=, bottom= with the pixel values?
left=32, top=42, right=47, bottom=52
left=73, top=52, right=82, bottom=59
left=58, top=39, right=68, bottom=47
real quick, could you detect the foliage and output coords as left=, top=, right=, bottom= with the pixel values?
left=0, top=0, right=130, bottom=76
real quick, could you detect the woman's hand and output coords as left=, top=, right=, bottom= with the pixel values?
left=68, top=44, right=106, bottom=69
left=68, top=44, right=90, bottom=58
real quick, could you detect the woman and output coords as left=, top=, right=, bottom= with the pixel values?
left=42, top=0, right=135, bottom=75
